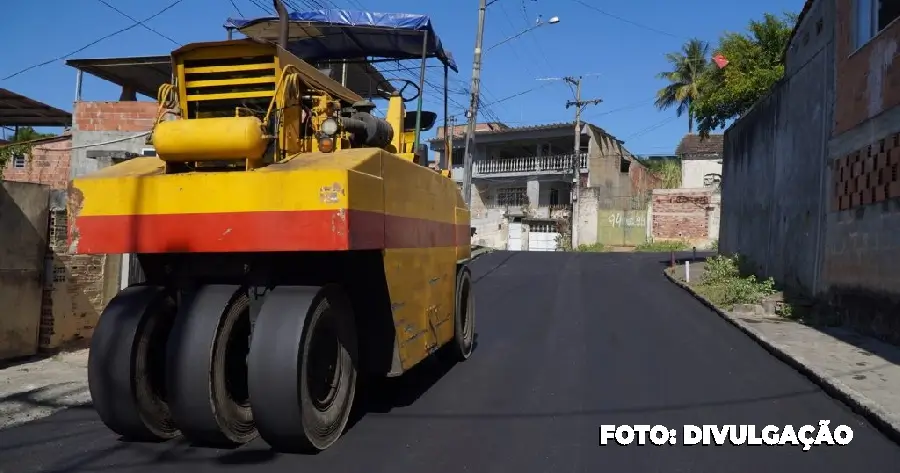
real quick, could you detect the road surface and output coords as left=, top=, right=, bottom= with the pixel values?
left=2, top=251, right=900, bottom=472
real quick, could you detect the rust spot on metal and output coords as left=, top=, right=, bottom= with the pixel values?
left=66, top=184, right=84, bottom=253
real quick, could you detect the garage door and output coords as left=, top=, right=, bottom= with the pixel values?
left=528, top=222, right=559, bottom=252
left=508, top=222, right=523, bottom=251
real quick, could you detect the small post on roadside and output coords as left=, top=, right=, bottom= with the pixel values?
left=685, top=260, right=690, bottom=283
left=693, top=246, right=697, bottom=262
left=670, top=251, right=675, bottom=268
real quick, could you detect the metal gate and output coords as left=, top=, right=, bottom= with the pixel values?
left=0, top=182, right=49, bottom=359
left=596, top=194, right=649, bottom=247
left=508, top=222, right=523, bottom=251
left=527, top=221, right=560, bottom=251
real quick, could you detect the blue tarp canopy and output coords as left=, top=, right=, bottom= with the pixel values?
left=225, top=9, right=458, bottom=72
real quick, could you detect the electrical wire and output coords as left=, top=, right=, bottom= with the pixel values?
left=229, top=0, right=245, bottom=17
left=95, top=0, right=180, bottom=46
left=2, top=0, right=185, bottom=81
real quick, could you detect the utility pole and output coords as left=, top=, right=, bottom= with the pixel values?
left=564, top=75, right=602, bottom=248
left=446, top=116, right=457, bottom=169
left=461, top=0, right=488, bottom=207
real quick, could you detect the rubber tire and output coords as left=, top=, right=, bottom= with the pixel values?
left=166, top=285, right=257, bottom=446
left=446, top=266, right=475, bottom=362
left=248, top=285, right=358, bottom=453
left=88, top=285, right=179, bottom=441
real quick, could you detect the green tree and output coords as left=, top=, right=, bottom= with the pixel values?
left=0, top=127, right=57, bottom=170
left=654, top=38, right=710, bottom=133
left=9, top=126, right=55, bottom=142
left=692, top=12, right=797, bottom=136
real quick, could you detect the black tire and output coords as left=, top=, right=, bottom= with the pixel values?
left=166, top=285, right=257, bottom=446
left=248, top=285, right=358, bottom=453
left=446, top=266, right=475, bottom=361
left=88, top=285, right=179, bottom=441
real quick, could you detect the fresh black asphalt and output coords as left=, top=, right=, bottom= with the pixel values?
left=2, top=251, right=900, bottom=472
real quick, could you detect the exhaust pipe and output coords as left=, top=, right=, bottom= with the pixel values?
left=272, top=0, right=289, bottom=50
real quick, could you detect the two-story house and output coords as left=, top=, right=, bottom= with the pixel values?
left=430, top=121, right=658, bottom=250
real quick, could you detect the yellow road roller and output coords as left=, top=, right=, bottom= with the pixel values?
left=70, top=1, right=473, bottom=453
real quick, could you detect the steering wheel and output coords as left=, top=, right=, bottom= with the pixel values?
left=376, top=79, right=421, bottom=103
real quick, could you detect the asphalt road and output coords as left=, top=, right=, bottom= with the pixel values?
left=3, top=251, right=900, bottom=472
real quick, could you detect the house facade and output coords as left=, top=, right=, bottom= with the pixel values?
left=675, top=133, right=724, bottom=189
left=430, top=121, right=660, bottom=250
left=720, top=0, right=900, bottom=343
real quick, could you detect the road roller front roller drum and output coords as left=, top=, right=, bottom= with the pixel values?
left=247, top=285, right=359, bottom=453
left=87, top=285, right=179, bottom=441
left=166, top=285, right=257, bottom=446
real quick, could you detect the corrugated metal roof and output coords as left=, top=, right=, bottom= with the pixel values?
left=0, top=89, right=72, bottom=127
left=428, top=121, right=573, bottom=143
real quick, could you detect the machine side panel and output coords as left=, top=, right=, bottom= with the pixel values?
left=381, top=155, right=461, bottom=370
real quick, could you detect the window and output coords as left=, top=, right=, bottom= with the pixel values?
left=855, top=0, right=900, bottom=49
left=450, top=148, right=464, bottom=166
left=495, top=187, right=527, bottom=207
left=550, top=188, right=560, bottom=206
left=12, top=153, right=25, bottom=168
left=141, top=147, right=157, bottom=157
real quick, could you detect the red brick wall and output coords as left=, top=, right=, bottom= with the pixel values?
left=834, top=0, right=900, bottom=135
left=2, top=135, right=71, bottom=189
left=73, top=101, right=158, bottom=132
left=630, top=159, right=663, bottom=193
left=651, top=188, right=716, bottom=241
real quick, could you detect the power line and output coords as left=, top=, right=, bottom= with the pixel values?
left=96, top=0, right=180, bottom=46
left=2, top=0, right=184, bottom=81
left=228, top=0, right=245, bottom=17
left=568, top=0, right=684, bottom=40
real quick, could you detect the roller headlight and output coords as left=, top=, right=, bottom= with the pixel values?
left=321, top=118, right=339, bottom=136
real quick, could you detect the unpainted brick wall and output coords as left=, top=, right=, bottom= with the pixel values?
left=834, top=0, right=900, bottom=135
left=40, top=207, right=108, bottom=350
left=651, top=188, right=715, bottom=242
left=2, top=135, right=71, bottom=189
left=73, top=101, right=158, bottom=132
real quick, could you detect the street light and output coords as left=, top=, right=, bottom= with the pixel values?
left=485, top=16, right=561, bottom=53
left=461, top=6, right=560, bottom=208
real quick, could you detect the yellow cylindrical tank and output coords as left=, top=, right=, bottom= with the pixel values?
left=152, top=117, right=269, bottom=162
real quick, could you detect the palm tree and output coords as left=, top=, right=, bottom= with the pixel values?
left=654, top=39, right=709, bottom=133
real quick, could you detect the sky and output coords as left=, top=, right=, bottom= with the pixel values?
left=2, top=0, right=803, bottom=156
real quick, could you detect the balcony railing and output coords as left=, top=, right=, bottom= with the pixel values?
left=475, top=153, right=587, bottom=175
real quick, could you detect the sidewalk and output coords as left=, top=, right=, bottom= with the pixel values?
left=665, top=265, right=900, bottom=443
left=0, top=350, right=90, bottom=429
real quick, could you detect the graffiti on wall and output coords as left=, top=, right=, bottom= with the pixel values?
left=607, top=212, right=647, bottom=228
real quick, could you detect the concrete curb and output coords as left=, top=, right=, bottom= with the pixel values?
left=470, top=247, right=493, bottom=259
left=663, top=268, right=900, bottom=445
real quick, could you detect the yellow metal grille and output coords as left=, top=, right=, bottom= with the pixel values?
left=182, top=55, right=277, bottom=118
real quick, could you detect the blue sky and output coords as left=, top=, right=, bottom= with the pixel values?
left=2, top=0, right=802, bottom=155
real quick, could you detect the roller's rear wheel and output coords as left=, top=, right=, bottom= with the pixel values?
left=88, top=285, right=179, bottom=441
left=248, top=285, right=358, bottom=453
left=443, top=266, right=475, bottom=362
left=166, top=285, right=257, bottom=446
